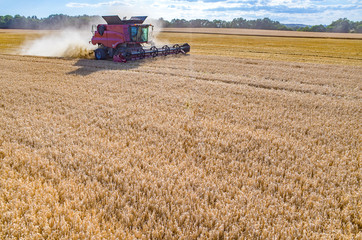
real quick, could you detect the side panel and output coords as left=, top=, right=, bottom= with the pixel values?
left=123, top=25, right=131, bottom=42
left=91, top=25, right=128, bottom=48
left=106, top=31, right=126, bottom=48
left=91, top=31, right=107, bottom=46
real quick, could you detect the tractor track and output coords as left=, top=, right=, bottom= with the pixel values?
left=1, top=54, right=360, bottom=100
left=128, top=68, right=360, bottom=100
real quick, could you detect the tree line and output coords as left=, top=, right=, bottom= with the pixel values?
left=159, top=17, right=290, bottom=30
left=0, top=14, right=100, bottom=29
left=1, top=14, right=361, bottom=33
left=160, top=18, right=362, bottom=33
left=295, top=18, right=362, bottom=33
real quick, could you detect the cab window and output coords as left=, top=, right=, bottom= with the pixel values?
left=141, top=27, right=148, bottom=42
left=130, top=26, right=138, bottom=41
left=130, top=26, right=148, bottom=42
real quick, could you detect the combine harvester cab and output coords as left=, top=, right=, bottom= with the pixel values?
left=91, top=15, right=190, bottom=62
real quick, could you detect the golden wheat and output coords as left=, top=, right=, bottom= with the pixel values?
left=156, top=32, right=362, bottom=65
left=0, top=30, right=361, bottom=239
left=163, top=27, right=362, bottom=39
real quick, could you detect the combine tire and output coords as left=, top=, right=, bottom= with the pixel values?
left=173, top=44, right=181, bottom=54
left=150, top=46, right=158, bottom=57
left=138, top=48, right=145, bottom=59
left=94, top=48, right=107, bottom=60
left=162, top=45, right=170, bottom=56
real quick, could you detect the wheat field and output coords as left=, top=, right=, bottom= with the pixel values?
left=162, top=27, right=362, bottom=40
left=0, top=29, right=361, bottom=239
left=156, top=32, right=362, bottom=65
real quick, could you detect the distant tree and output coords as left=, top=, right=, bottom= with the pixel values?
left=189, top=19, right=210, bottom=28
left=170, top=19, right=189, bottom=28
left=309, top=25, right=326, bottom=32
left=230, top=18, right=247, bottom=28
left=9, top=15, right=27, bottom=29
left=277, top=25, right=290, bottom=31
left=256, top=18, right=275, bottom=29
left=158, top=17, right=170, bottom=28
left=349, top=20, right=362, bottom=33
left=356, top=23, right=362, bottom=33
left=327, top=18, right=351, bottom=33
left=212, top=20, right=223, bottom=28
left=0, top=16, right=5, bottom=28
left=299, top=26, right=310, bottom=31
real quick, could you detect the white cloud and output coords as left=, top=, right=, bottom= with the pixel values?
left=66, top=1, right=123, bottom=8
left=65, top=0, right=362, bottom=24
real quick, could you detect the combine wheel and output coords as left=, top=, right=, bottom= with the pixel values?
left=150, top=46, right=158, bottom=57
left=173, top=44, right=181, bottom=54
left=94, top=48, right=107, bottom=60
left=162, top=45, right=170, bottom=56
left=138, top=48, right=145, bottom=59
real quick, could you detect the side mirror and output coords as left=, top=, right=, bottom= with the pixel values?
left=91, top=24, right=97, bottom=35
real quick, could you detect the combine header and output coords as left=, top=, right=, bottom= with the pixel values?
left=91, top=15, right=190, bottom=62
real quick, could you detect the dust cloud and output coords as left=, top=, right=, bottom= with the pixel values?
left=19, top=16, right=167, bottom=58
left=20, top=29, right=96, bottom=58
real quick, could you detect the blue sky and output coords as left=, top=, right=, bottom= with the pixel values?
left=0, top=0, right=361, bottom=24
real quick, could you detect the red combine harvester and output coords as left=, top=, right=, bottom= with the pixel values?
left=91, top=15, right=190, bottom=62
